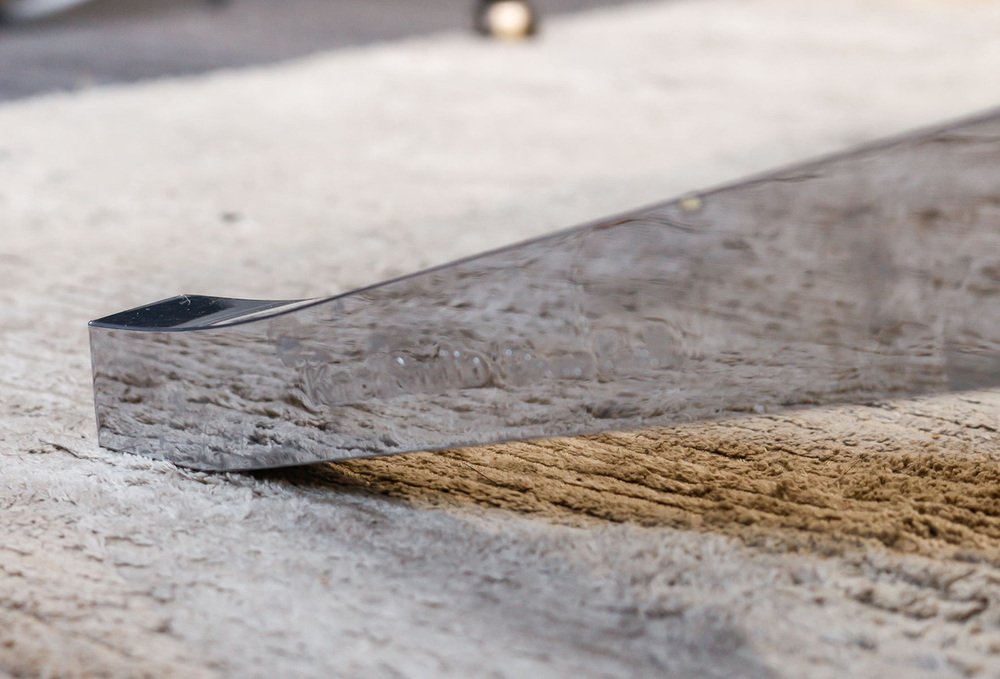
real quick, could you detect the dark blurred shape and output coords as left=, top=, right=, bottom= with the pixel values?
left=0, top=0, right=94, bottom=22
left=0, top=0, right=634, bottom=102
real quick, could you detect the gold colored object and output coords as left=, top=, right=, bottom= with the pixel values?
left=475, top=0, right=538, bottom=40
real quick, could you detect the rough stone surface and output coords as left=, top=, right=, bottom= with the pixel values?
left=2, top=0, right=1000, bottom=676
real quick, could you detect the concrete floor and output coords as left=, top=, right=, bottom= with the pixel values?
left=0, top=0, right=633, bottom=101
left=3, top=1, right=999, bottom=676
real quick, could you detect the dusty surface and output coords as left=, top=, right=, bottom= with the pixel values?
left=3, top=0, right=1000, bottom=677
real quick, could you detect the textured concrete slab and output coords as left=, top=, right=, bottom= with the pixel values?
left=2, top=0, right=1000, bottom=676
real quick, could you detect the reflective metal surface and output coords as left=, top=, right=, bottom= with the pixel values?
left=90, top=111, right=1000, bottom=471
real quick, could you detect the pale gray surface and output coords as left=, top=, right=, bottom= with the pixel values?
left=3, top=0, right=1000, bottom=676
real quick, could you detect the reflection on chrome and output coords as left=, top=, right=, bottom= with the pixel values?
left=90, top=110, right=1000, bottom=471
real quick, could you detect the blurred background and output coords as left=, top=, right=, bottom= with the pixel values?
left=0, top=0, right=616, bottom=101
left=2, top=0, right=999, bottom=305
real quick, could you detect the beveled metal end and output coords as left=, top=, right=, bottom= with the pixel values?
left=90, top=110, right=1000, bottom=471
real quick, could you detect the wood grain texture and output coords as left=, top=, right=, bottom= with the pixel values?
left=305, top=393, right=1000, bottom=562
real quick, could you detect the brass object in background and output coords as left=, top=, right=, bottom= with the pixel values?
left=475, top=0, right=538, bottom=40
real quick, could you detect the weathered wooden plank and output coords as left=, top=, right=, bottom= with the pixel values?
left=308, top=392, right=1000, bottom=562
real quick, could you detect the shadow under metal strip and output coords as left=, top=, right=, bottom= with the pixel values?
left=89, top=109, right=1000, bottom=471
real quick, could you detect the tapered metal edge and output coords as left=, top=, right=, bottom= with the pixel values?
left=88, top=295, right=308, bottom=332
left=87, top=295, right=374, bottom=471
left=85, top=106, right=1000, bottom=470
left=87, top=323, right=107, bottom=454
left=87, top=296, right=278, bottom=466
left=88, top=321, right=147, bottom=460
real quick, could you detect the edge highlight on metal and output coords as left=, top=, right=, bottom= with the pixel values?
left=90, top=110, right=1000, bottom=471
